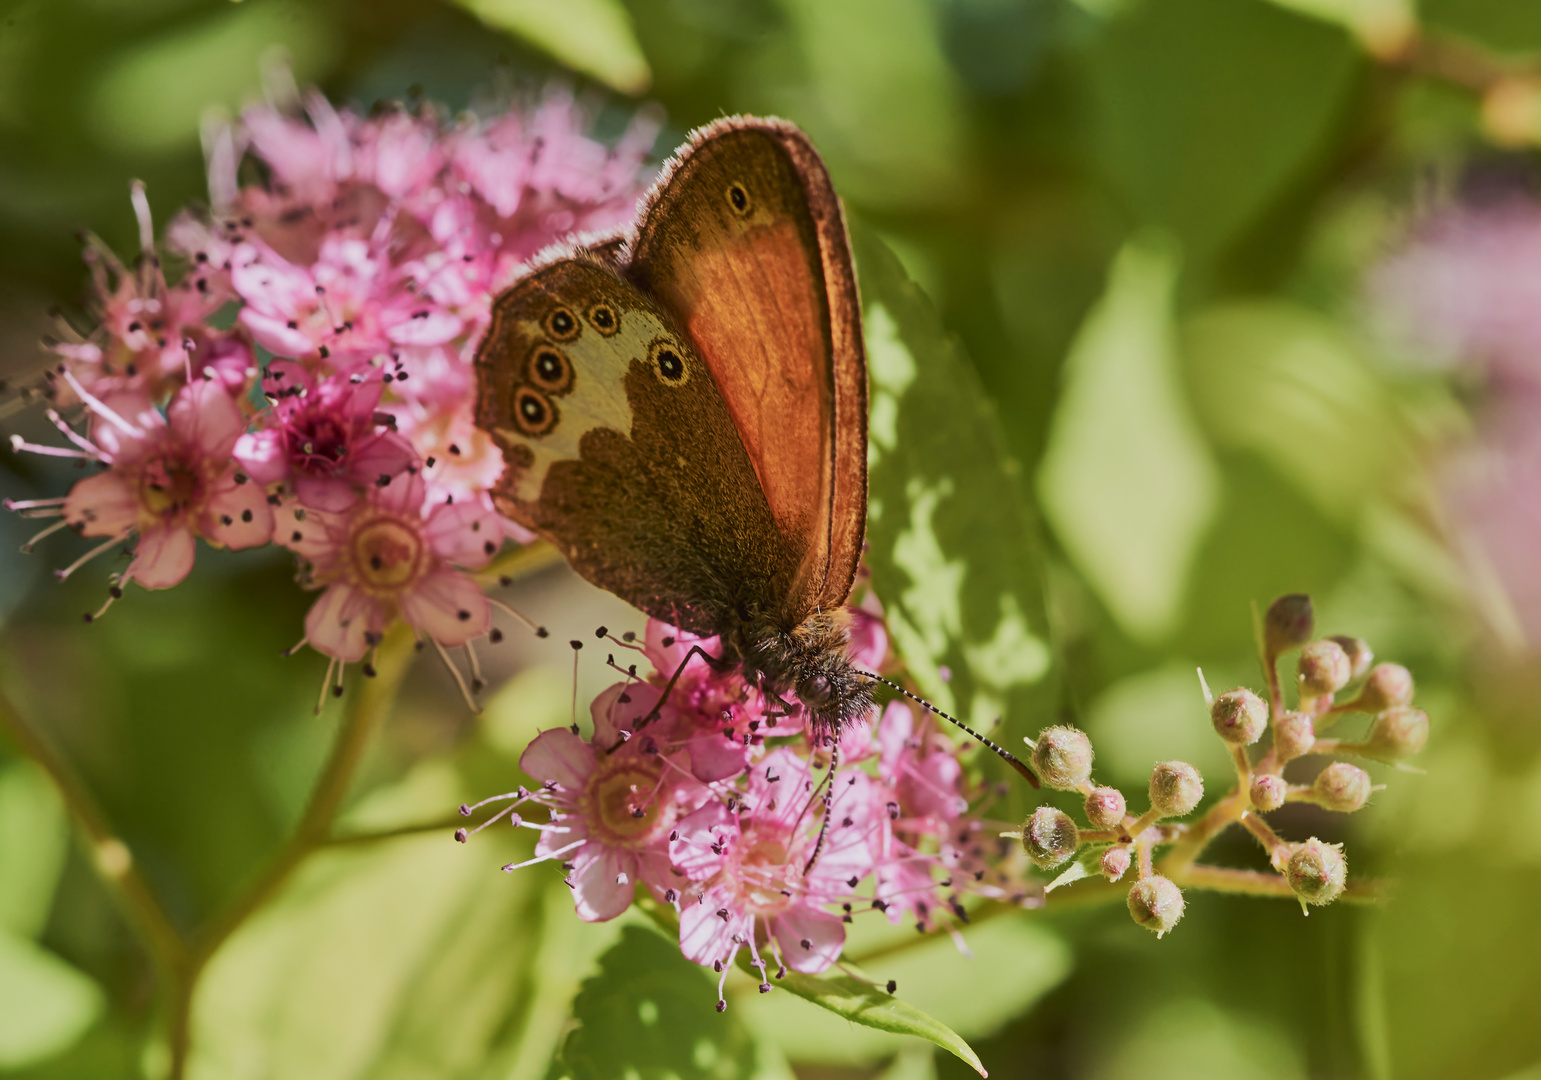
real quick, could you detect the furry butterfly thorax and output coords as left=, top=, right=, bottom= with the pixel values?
left=473, top=116, right=873, bottom=735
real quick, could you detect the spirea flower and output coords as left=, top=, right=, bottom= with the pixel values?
left=8, top=73, right=660, bottom=691
left=461, top=617, right=1040, bottom=1009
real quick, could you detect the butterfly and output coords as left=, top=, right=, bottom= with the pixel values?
left=472, top=116, right=873, bottom=737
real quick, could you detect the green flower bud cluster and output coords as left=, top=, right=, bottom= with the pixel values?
left=1019, top=594, right=1427, bottom=936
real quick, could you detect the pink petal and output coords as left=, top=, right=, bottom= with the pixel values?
left=199, top=467, right=275, bottom=550
left=398, top=566, right=490, bottom=646
left=385, top=308, right=463, bottom=347
left=747, top=749, right=812, bottom=831
left=519, top=728, right=595, bottom=790
left=685, top=733, right=749, bottom=784
left=292, top=476, right=360, bottom=513
left=679, top=886, right=750, bottom=967
left=128, top=524, right=197, bottom=590
left=346, top=432, right=417, bottom=489
left=877, top=701, right=915, bottom=780
left=168, top=380, right=246, bottom=460
left=669, top=802, right=733, bottom=881
left=422, top=496, right=502, bottom=569
left=590, top=682, right=663, bottom=747
left=847, top=600, right=888, bottom=672
left=569, top=846, right=635, bottom=922
left=233, top=430, right=289, bottom=485
left=772, top=907, right=845, bottom=974
left=644, top=620, right=720, bottom=677
left=241, top=311, right=317, bottom=359
left=373, top=469, right=426, bottom=516
left=303, top=582, right=380, bottom=662
left=64, top=470, right=139, bottom=538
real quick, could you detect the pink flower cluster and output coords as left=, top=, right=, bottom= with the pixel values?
left=1370, top=197, right=1541, bottom=643
left=459, top=615, right=1033, bottom=1009
left=8, top=84, right=659, bottom=690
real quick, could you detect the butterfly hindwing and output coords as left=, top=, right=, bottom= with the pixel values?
left=474, top=256, right=796, bottom=635
left=626, top=118, right=867, bottom=625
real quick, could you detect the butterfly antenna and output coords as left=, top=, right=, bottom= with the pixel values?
left=802, top=740, right=840, bottom=875
left=855, top=670, right=1039, bottom=789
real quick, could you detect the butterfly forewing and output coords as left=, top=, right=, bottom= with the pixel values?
left=626, top=119, right=867, bottom=625
left=474, top=257, right=796, bottom=635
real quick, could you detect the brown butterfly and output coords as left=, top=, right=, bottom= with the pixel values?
left=473, top=117, right=1036, bottom=778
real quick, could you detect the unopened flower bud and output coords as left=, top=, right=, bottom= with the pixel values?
left=1211, top=688, right=1268, bottom=745
left=1101, top=847, right=1131, bottom=882
left=1298, top=639, right=1352, bottom=697
left=1148, top=761, right=1203, bottom=817
left=1328, top=635, right=1374, bottom=680
left=1021, top=806, right=1079, bottom=870
left=1357, top=663, right=1414, bottom=712
left=1031, top=725, right=1095, bottom=790
left=1084, top=786, right=1127, bottom=830
left=1273, top=710, right=1315, bottom=761
left=1312, top=762, right=1371, bottom=812
left=1249, top=773, right=1287, bottom=812
left=1126, top=875, right=1185, bottom=936
left=1364, top=705, right=1429, bottom=761
left=1265, top=594, right=1314, bottom=655
left=1285, top=839, right=1346, bottom=907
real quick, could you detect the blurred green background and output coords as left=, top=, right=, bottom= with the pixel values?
left=3, top=0, right=1540, bottom=1077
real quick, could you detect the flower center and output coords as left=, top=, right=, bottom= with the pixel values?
left=288, top=413, right=350, bottom=475
left=349, top=517, right=424, bottom=590
left=587, top=763, right=666, bottom=845
left=730, top=834, right=800, bottom=916
left=139, top=454, right=202, bottom=519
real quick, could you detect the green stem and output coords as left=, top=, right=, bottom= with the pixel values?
left=0, top=690, right=188, bottom=976
left=166, top=621, right=417, bottom=1079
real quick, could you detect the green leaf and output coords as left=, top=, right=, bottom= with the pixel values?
left=0, top=931, right=104, bottom=1069
left=633, top=900, right=999, bottom=1076
left=449, top=0, right=651, bottom=94
left=747, top=915, right=1069, bottom=1072
left=1089, top=0, right=1359, bottom=262
left=1036, top=237, right=1219, bottom=642
left=1181, top=300, right=1407, bottom=526
left=0, top=759, right=68, bottom=938
left=556, top=925, right=764, bottom=1080
left=852, top=219, right=1058, bottom=750
left=187, top=762, right=620, bottom=1080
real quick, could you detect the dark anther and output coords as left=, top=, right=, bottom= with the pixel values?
left=665, top=888, right=677, bottom=902
left=622, top=631, right=635, bottom=642
left=631, top=807, right=644, bottom=818
left=669, top=830, right=678, bottom=842
left=449, top=443, right=461, bottom=455
left=241, top=509, right=253, bottom=523
left=457, top=610, right=471, bottom=621
left=220, top=515, right=233, bottom=526
left=618, top=693, right=631, bottom=703
left=332, top=684, right=345, bottom=697
left=498, top=575, right=512, bottom=586
left=319, top=346, right=330, bottom=358
left=716, top=909, right=730, bottom=922
left=713, top=959, right=724, bottom=972
left=847, top=876, right=859, bottom=888
left=454, top=828, right=468, bottom=843
left=109, top=586, right=123, bottom=599
left=82, top=613, right=93, bottom=623
left=799, top=939, right=811, bottom=950
left=234, top=472, right=248, bottom=484
left=569, top=639, right=582, bottom=650
left=362, top=663, right=377, bottom=677
left=596, top=625, right=608, bottom=638
left=662, top=635, right=675, bottom=647
left=291, top=530, right=303, bottom=542
left=484, top=540, right=496, bottom=555
left=886, top=980, right=897, bottom=994
left=425, top=456, right=437, bottom=468
left=489, top=628, right=504, bottom=643
left=536, top=627, right=549, bottom=638
left=716, top=1001, right=726, bottom=1013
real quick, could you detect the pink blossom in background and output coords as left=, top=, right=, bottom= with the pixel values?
left=1372, top=197, right=1541, bottom=643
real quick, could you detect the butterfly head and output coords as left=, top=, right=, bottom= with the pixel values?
left=731, top=609, right=874, bottom=739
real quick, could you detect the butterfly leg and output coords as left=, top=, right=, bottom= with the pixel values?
left=605, top=643, right=722, bottom=753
